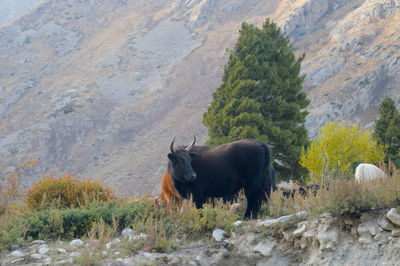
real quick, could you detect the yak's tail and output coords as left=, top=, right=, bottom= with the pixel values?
left=262, top=143, right=274, bottom=198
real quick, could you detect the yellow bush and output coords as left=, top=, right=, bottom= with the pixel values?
left=300, top=121, right=385, bottom=186
left=25, top=174, right=116, bottom=210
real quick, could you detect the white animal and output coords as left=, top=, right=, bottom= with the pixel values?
left=355, top=163, right=386, bottom=182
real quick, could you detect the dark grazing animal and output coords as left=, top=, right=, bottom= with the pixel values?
left=160, top=169, right=239, bottom=205
left=167, top=136, right=273, bottom=219
left=270, top=167, right=277, bottom=192
left=282, top=184, right=321, bottom=198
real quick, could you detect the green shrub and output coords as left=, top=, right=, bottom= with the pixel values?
left=0, top=200, right=147, bottom=248
left=30, top=200, right=151, bottom=239
left=1, top=197, right=241, bottom=251
left=151, top=237, right=179, bottom=253
left=25, top=174, right=116, bottom=210
left=178, top=204, right=237, bottom=238
left=0, top=218, right=26, bottom=250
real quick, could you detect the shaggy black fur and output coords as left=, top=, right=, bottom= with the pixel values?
left=167, top=139, right=273, bottom=219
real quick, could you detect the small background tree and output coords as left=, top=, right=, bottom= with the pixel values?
left=203, top=19, right=310, bottom=181
left=0, top=159, right=37, bottom=216
left=373, top=96, right=400, bottom=167
left=300, top=121, right=385, bottom=186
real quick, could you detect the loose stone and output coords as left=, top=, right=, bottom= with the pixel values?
left=386, top=208, right=400, bottom=226
left=212, top=229, right=226, bottom=242
left=69, top=239, right=85, bottom=248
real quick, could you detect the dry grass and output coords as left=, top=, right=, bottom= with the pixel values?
left=125, top=197, right=238, bottom=253
left=86, top=216, right=118, bottom=249
left=268, top=163, right=400, bottom=218
left=73, top=248, right=103, bottom=266
left=72, top=217, right=120, bottom=265
left=2, top=163, right=400, bottom=252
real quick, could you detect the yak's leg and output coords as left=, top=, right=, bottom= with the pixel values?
left=244, top=187, right=259, bottom=219
left=222, top=193, right=238, bottom=204
left=192, top=193, right=205, bottom=209
left=244, top=177, right=267, bottom=220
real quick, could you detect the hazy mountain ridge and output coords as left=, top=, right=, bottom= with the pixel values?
left=0, top=0, right=399, bottom=196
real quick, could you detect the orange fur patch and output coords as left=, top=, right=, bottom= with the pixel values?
left=161, top=169, right=181, bottom=204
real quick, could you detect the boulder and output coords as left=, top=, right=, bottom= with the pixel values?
left=374, top=233, right=385, bottom=243
left=56, top=258, right=73, bottom=264
left=10, top=258, right=24, bottom=264
left=293, top=224, right=306, bottom=238
left=359, top=236, right=371, bottom=245
left=31, top=240, right=46, bottom=245
left=302, top=222, right=320, bottom=245
left=386, top=208, right=400, bottom=226
left=391, top=229, right=400, bottom=237
left=283, top=231, right=293, bottom=242
left=10, top=250, right=24, bottom=257
left=39, top=246, right=49, bottom=255
left=122, top=228, right=135, bottom=238
left=30, top=253, right=44, bottom=260
left=70, top=252, right=81, bottom=257
left=351, top=226, right=358, bottom=237
left=106, top=238, right=121, bottom=249
left=43, top=257, right=52, bottom=265
left=257, top=211, right=308, bottom=227
left=253, top=240, right=276, bottom=258
left=357, top=224, right=370, bottom=236
left=369, top=227, right=376, bottom=236
left=69, top=239, right=85, bottom=248
left=57, top=248, right=67, bottom=254
left=378, top=217, right=395, bottom=231
left=257, top=217, right=282, bottom=227
left=317, top=230, right=338, bottom=251
left=233, top=220, right=242, bottom=227
left=212, top=229, right=226, bottom=242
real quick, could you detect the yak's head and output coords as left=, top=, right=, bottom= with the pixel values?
left=167, top=136, right=197, bottom=183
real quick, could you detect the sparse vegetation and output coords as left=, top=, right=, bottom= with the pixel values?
left=2, top=170, right=400, bottom=250
left=268, top=162, right=400, bottom=218
left=0, top=159, right=37, bottom=216
left=0, top=189, right=239, bottom=251
left=2, top=159, right=400, bottom=256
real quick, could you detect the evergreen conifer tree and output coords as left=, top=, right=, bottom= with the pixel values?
left=373, top=96, right=400, bottom=167
left=203, top=19, right=310, bottom=180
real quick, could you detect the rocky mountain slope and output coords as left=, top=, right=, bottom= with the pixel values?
left=0, top=0, right=400, bottom=196
left=0, top=0, right=40, bottom=27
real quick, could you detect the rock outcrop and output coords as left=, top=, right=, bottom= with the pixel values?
left=3, top=210, right=400, bottom=265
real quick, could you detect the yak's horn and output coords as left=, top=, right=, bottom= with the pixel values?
left=185, top=135, right=196, bottom=151
left=170, top=136, right=176, bottom=153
